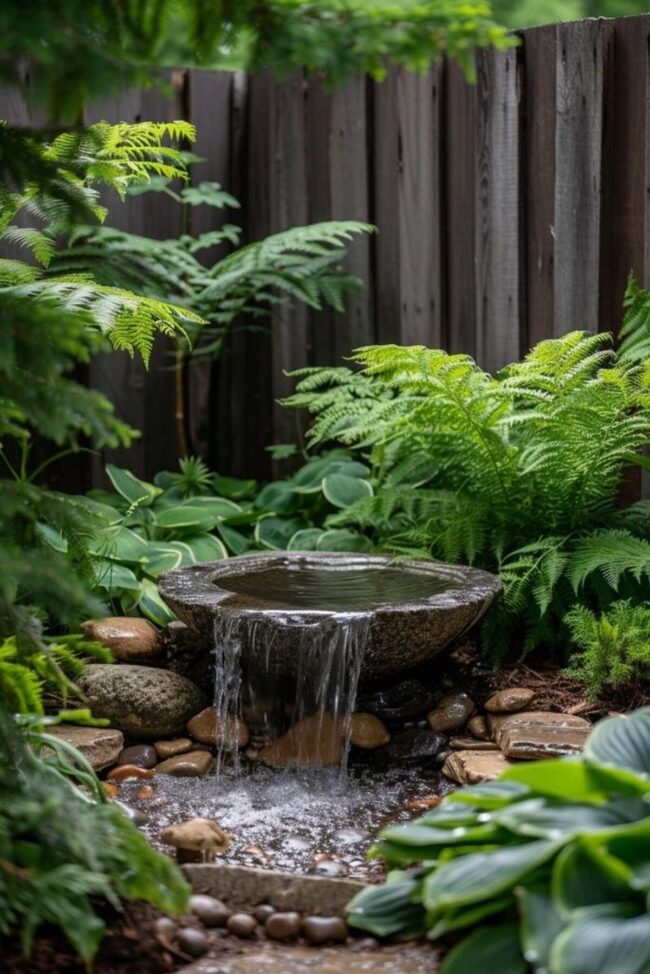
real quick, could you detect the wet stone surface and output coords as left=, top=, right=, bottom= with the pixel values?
left=181, top=942, right=438, bottom=974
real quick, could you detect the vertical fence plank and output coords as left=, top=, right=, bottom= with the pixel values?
left=475, top=48, right=523, bottom=373
left=187, top=71, right=234, bottom=464
left=445, top=61, right=477, bottom=357
left=329, top=76, right=373, bottom=357
left=373, top=67, right=442, bottom=347
left=553, top=19, right=604, bottom=335
left=269, top=72, right=309, bottom=448
left=524, top=24, right=557, bottom=349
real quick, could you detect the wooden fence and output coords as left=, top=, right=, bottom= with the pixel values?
left=4, top=14, right=650, bottom=483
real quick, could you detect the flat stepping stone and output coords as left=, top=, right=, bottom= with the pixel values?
left=487, top=711, right=590, bottom=759
left=442, top=749, right=513, bottom=784
left=45, top=725, right=123, bottom=771
left=181, top=942, right=437, bottom=974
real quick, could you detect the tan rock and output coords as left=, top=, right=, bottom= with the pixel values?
left=187, top=707, right=249, bottom=749
left=161, top=817, right=231, bottom=855
left=442, top=749, right=513, bottom=784
left=154, top=737, right=193, bottom=759
left=155, top=751, right=215, bottom=777
left=107, top=764, right=154, bottom=781
left=467, top=715, right=489, bottom=740
left=260, top=713, right=345, bottom=768
left=80, top=617, right=163, bottom=664
left=484, top=687, right=535, bottom=714
left=426, top=692, right=475, bottom=733
left=350, top=713, right=390, bottom=749
left=449, top=736, right=499, bottom=751
left=489, top=711, right=590, bottom=760
left=45, top=725, right=123, bottom=771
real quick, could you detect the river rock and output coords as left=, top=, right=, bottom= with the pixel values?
left=177, top=927, right=209, bottom=958
left=489, top=711, right=590, bottom=759
left=449, top=736, right=499, bottom=751
left=302, top=916, right=348, bottom=945
left=349, top=713, right=390, bottom=749
left=187, top=707, right=250, bottom=749
left=227, top=913, right=257, bottom=938
left=265, top=912, right=302, bottom=941
left=107, top=764, right=154, bottom=781
left=426, top=692, right=475, bottom=733
left=155, top=750, right=215, bottom=776
left=190, top=894, right=231, bottom=927
left=254, top=904, right=276, bottom=925
left=161, top=817, right=231, bottom=855
left=135, top=784, right=155, bottom=800
left=154, top=737, right=193, bottom=759
left=80, top=617, right=163, bottom=664
left=77, top=664, right=206, bottom=739
left=116, top=743, right=158, bottom=769
left=442, top=749, right=513, bottom=784
left=259, top=713, right=345, bottom=768
left=467, top=715, right=489, bottom=740
left=44, top=725, right=123, bottom=771
left=356, top=679, right=436, bottom=721
left=387, top=727, right=446, bottom=763
left=484, top=687, right=535, bottom=713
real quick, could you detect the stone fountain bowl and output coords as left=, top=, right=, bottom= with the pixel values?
left=158, top=551, right=502, bottom=682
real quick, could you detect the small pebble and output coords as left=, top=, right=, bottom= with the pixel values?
left=265, top=912, right=301, bottom=941
left=351, top=936, right=380, bottom=951
left=101, top=781, right=120, bottom=799
left=153, top=916, right=178, bottom=941
left=135, top=784, right=155, bottom=800
left=334, top=827, right=370, bottom=846
left=484, top=687, right=535, bottom=713
left=116, top=744, right=158, bottom=769
left=302, top=916, right=348, bottom=945
left=467, top=715, right=489, bottom=740
left=107, top=764, right=154, bottom=781
left=113, top=800, right=148, bottom=826
left=254, top=904, right=276, bottom=925
left=177, top=927, right=209, bottom=958
left=227, top=913, right=257, bottom=938
left=285, top=834, right=312, bottom=851
left=313, top=860, right=348, bottom=878
left=426, top=692, right=475, bottom=733
left=433, top=749, right=451, bottom=768
left=190, top=894, right=231, bottom=927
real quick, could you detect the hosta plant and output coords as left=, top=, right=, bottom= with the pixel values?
left=282, top=305, right=650, bottom=659
left=348, top=707, right=650, bottom=974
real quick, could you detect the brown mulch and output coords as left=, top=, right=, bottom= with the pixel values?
left=0, top=901, right=200, bottom=974
left=444, top=642, right=650, bottom=719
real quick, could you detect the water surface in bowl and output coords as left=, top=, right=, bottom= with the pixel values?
left=217, top=565, right=460, bottom=612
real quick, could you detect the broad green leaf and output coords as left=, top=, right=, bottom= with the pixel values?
left=596, top=820, right=650, bottom=891
left=440, top=923, right=527, bottom=974
left=347, top=872, right=425, bottom=939
left=212, top=475, right=257, bottom=499
left=427, top=894, right=513, bottom=939
left=287, top=528, right=324, bottom=551
left=93, top=560, right=141, bottom=593
left=165, top=534, right=228, bottom=563
left=106, top=464, right=160, bottom=506
left=322, top=473, right=373, bottom=508
left=255, top=516, right=304, bottom=550
left=495, top=797, right=650, bottom=841
left=183, top=496, right=242, bottom=517
left=502, top=758, right=648, bottom=801
left=155, top=502, right=219, bottom=531
left=517, top=884, right=564, bottom=973
left=583, top=708, right=650, bottom=778
left=138, top=578, right=175, bottom=626
left=216, top=522, right=250, bottom=555
left=316, top=528, right=371, bottom=552
left=550, top=908, right=650, bottom=974
left=381, top=820, right=503, bottom=852
left=98, top=526, right=150, bottom=563
left=334, top=460, right=371, bottom=479
left=423, top=839, right=564, bottom=909
left=552, top=841, right=635, bottom=914
left=254, top=481, right=297, bottom=513
left=36, top=522, right=67, bottom=552
left=292, top=455, right=345, bottom=492
left=142, top=546, right=183, bottom=576
left=448, top=780, right=531, bottom=809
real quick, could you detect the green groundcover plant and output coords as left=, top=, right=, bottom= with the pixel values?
left=347, top=707, right=650, bottom=974
left=277, top=304, right=650, bottom=660
left=564, top=602, right=650, bottom=699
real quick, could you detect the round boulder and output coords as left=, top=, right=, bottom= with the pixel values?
left=77, top=664, right=206, bottom=739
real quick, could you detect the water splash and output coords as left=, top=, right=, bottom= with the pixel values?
left=211, top=609, right=371, bottom=778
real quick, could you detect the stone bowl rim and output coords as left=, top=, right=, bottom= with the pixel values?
left=159, top=550, right=502, bottom=623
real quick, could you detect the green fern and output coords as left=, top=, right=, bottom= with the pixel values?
left=564, top=602, right=650, bottom=697
left=283, top=325, right=650, bottom=658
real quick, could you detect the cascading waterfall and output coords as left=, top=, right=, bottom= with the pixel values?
left=211, top=608, right=371, bottom=778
